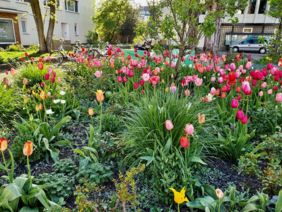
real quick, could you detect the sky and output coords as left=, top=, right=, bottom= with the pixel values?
left=131, top=0, right=148, bottom=6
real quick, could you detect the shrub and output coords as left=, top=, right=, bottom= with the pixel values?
left=123, top=92, right=210, bottom=203
left=16, top=64, right=48, bottom=88
left=0, top=84, right=19, bottom=125
left=7, top=43, right=23, bottom=51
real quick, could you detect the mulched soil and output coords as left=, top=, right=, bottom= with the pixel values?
left=206, top=158, right=262, bottom=193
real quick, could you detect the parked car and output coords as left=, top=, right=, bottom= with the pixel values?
left=230, top=37, right=268, bottom=54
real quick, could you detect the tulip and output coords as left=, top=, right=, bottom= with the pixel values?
left=241, top=115, right=248, bottom=124
left=96, top=90, right=104, bottom=103
left=258, top=91, right=264, bottom=97
left=94, top=70, right=102, bottom=78
left=184, top=89, right=191, bottom=97
left=88, top=108, right=94, bottom=116
left=215, top=188, right=224, bottom=199
left=0, top=138, right=8, bottom=152
left=276, top=93, right=282, bottom=103
left=23, top=141, right=33, bottom=157
left=169, top=187, right=189, bottom=205
left=184, top=124, right=194, bottom=135
left=198, top=114, right=206, bottom=124
left=165, top=120, right=174, bottom=131
left=180, top=136, right=190, bottom=148
left=236, top=110, right=245, bottom=120
left=245, top=61, right=252, bottom=70
left=40, top=91, right=47, bottom=100
left=231, top=99, right=239, bottom=108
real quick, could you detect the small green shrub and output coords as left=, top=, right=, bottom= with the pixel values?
left=16, top=64, right=48, bottom=88
left=101, top=113, right=122, bottom=133
left=0, top=84, right=19, bottom=125
left=35, top=173, right=75, bottom=205
left=7, top=43, right=23, bottom=51
left=76, top=160, right=112, bottom=184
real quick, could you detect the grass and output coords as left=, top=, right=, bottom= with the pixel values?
left=0, top=50, right=38, bottom=64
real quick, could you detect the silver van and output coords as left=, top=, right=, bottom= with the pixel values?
left=231, top=37, right=267, bottom=54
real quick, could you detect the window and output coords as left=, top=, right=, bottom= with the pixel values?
left=243, top=27, right=253, bottom=33
left=0, top=19, right=16, bottom=44
left=21, top=19, right=27, bottom=33
left=258, top=0, right=267, bottom=14
left=248, top=0, right=256, bottom=14
left=65, top=0, right=78, bottom=12
left=74, top=23, right=79, bottom=36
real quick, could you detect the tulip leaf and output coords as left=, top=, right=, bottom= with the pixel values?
left=140, top=156, right=154, bottom=166
left=275, top=190, right=282, bottom=212
left=191, top=156, right=206, bottom=165
left=19, top=207, right=39, bottom=212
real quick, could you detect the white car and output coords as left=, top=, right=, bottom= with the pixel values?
left=231, top=37, right=267, bottom=54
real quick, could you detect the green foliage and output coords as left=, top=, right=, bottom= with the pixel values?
left=16, top=64, right=47, bottom=88
left=7, top=44, right=23, bottom=51
left=187, top=186, right=278, bottom=212
left=0, top=175, right=60, bottom=211
left=94, top=0, right=134, bottom=42
left=11, top=116, right=71, bottom=161
left=76, top=159, right=112, bottom=184
left=239, top=130, right=282, bottom=194
left=86, top=31, right=99, bottom=45
left=35, top=173, right=75, bottom=205
left=123, top=92, right=208, bottom=203
left=101, top=113, right=122, bottom=133
left=0, top=84, right=19, bottom=125
left=113, top=164, right=145, bottom=210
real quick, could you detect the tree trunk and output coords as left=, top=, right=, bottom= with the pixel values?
left=46, top=0, right=57, bottom=52
left=30, top=0, right=47, bottom=53
left=212, top=18, right=222, bottom=53
left=175, top=44, right=185, bottom=73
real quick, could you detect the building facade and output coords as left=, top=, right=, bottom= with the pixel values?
left=0, top=0, right=94, bottom=46
left=198, top=0, right=279, bottom=50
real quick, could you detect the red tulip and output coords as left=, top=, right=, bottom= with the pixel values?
left=180, top=136, right=190, bottom=148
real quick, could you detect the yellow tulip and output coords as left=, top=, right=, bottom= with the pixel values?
left=96, top=90, right=104, bottom=103
left=170, top=187, right=189, bottom=205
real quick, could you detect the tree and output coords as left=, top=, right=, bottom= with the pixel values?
left=120, top=6, right=138, bottom=43
left=147, top=0, right=215, bottom=72
left=94, top=0, right=131, bottom=43
left=267, top=0, right=282, bottom=60
left=30, top=0, right=57, bottom=52
left=203, top=0, right=248, bottom=53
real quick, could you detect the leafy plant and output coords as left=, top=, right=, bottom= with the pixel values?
left=0, top=84, right=19, bottom=125
left=12, top=116, right=71, bottom=161
left=35, top=173, right=75, bottom=205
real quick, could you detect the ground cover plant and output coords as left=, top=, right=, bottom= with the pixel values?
left=0, top=46, right=282, bottom=211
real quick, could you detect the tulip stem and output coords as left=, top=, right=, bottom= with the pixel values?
left=99, top=102, right=103, bottom=134
left=177, top=204, right=180, bottom=212
left=1, top=151, right=7, bottom=171
left=27, top=156, right=32, bottom=186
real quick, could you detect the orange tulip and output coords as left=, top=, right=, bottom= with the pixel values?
left=40, top=91, right=47, bottom=100
left=23, top=141, right=33, bottom=157
left=96, top=90, right=104, bottom=103
left=0, top=138, right=8, bottom=152
left=35, top=104, right=43, bottom=111
left=198, top=114, right=206, bottom=124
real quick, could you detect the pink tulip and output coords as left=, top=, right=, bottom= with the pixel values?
left=245, top=61, right=252, bottom=70
left=241, top=115, right=248, bottom=124
left=276, top=93, right=282, bottom=103
left=236, top=110, right=245, bottom=120
left=165, top=120, right=174, bottom=131
left=242, top=81, right=252, bottom=95
left=267, top=89, right=273, bottom=95
left=184, top=124, right=194, bottom=135
left=231, top=99, right=239, bottom=108
left=261, top=82, right=267, bottom=88
left=94, top=70, right=102, bottom=78
left=194, top=78, right=203, bottom=87
left=258, top=91, right=264, bottom=97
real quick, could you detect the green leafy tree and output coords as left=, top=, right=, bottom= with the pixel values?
left=267, top=0, right=282, bottom=61
left=203, top=0, right=248, bottom=52
left=94, top=0, right=132, bottom=43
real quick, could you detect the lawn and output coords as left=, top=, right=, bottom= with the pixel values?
left=0, top=48, right=282, bottom=211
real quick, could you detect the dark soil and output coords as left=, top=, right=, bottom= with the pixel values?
left=205, top=158, right=262, bottom=193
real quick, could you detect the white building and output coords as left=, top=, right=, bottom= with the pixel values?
left=0, top=0, right=94, bottom=46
